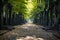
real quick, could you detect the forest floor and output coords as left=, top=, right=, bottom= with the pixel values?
left=0, top=23, right=60, bottom=40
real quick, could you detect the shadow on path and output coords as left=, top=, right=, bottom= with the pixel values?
left=0, top=23, right=59, bottom=40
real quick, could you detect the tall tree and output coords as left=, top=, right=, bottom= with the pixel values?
left=0, top=0, right=4, bottom=27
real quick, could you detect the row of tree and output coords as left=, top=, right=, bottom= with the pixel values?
left=0, top=0, right=26, bottom=29
left=33, top=0, right=60, bottom=31
left=0, top=0, right=60, bottom=31
left=0, top=0, right=38, bottom=29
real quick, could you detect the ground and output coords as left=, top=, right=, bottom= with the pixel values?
left=0, top=23, right=60, bottom=40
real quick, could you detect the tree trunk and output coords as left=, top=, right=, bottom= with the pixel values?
left=49, top=0, right=54, bottom=27
left=53, top=0, right=60, bottom=30
left=0, top=0, right=3, bottom=27
left=8, top=3, right=12, bottom=25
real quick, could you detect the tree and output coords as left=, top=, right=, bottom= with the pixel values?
left=0, top=0, right=4, bottom=27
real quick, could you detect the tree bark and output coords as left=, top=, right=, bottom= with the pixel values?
left=0, top=0, right=3, bottom=27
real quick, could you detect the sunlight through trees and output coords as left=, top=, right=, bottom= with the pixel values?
left=0, top=0, right=60, bottom=40
left=0, top=0, right=60, bottom=32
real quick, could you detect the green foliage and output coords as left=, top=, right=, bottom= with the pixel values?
left=31, top=0, right=45, bottom=19
left=8, top=0, right=46, bottom=21
left=8, top=0, right=26, bottom=12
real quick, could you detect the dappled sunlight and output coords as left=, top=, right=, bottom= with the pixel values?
left=0, top=0, right=60, bottom=40
left=0, top=23, right=58, bottom=40
left=24, top=0, right=35, bottom=21
left=16, top=36, right=45, bottom=40
left=28, top=0, right=32, bottom=2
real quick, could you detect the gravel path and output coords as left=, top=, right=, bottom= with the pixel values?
left=0, top=23, right=59, bottom=40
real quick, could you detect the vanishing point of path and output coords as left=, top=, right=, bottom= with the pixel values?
left=0, top=23, right=59, bottom=40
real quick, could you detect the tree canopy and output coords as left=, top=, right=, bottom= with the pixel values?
left=7, top=0, right=46, bottom=22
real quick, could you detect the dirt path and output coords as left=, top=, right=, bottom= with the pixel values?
left=0, top=23, right=59, bottom=40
